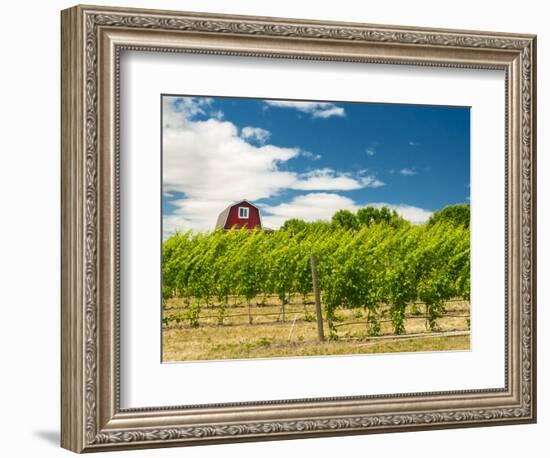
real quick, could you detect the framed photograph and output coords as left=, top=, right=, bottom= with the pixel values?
left=61, top=4, right=537, bottom=453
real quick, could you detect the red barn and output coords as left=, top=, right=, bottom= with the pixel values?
left=215, top=200, right=263, bottom=231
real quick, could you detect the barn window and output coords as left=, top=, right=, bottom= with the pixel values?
left=238, top=207, right=249, bottom=219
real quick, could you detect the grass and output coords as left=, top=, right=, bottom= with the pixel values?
left=162, top=296, right=470, bottom=362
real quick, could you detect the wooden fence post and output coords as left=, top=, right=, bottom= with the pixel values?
left=310, top=254, right=325, bottom=342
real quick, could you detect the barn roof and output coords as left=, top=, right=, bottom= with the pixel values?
left=215, top=200, right=260, bottom=229
left=215, top=205, right=232, bottom=229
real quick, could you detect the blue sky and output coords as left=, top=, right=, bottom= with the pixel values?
left=162, top=95, right=469, bottom=235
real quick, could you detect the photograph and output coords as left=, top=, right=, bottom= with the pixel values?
left=58, top=4, right=536, bottom=452
left=161, top=94, right=471, bottom=362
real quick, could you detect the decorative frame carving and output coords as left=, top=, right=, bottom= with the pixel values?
left=61, top=4, right=536, bottom=453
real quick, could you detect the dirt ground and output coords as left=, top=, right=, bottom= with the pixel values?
left=162, top=296, right=470, bottom=362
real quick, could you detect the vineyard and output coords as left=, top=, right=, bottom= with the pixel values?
left=162, top=206, right=471, bottom=361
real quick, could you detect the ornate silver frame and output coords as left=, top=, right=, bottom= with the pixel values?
left=61, top=4, right=537, bottom=453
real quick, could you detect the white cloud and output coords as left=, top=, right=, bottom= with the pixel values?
left=163, top=115, right=298, bottom=213
left=241, top=126, right=271, bottom=144
left=400, top=168, right=417, bottom=176
left=163, top=198, right=232, bottom=238
left=359, top=175, right=385, bottom=188
left=211, top=109, right=224, bottom=120
left=301, top=151, right=322, bottom=160
left=163, top=97, right=213, bottom=128
left=264, top=100, right=345, bottom=119
left=356, top=169, right=385, bottom=188
left=162, top=97, right=383, bottom=235
left=409, top=141, right=420, bottom=146
left=261, top=194, right=433, bottom=229
left=312, top=106, right=345, bottom=118
left=376, top=203, right=433, bottom=225
left=292, top=169, right=384, bottom=191
left=366, top=147, right=376, bottom=156
left=262, top=193, right=357, bottom=229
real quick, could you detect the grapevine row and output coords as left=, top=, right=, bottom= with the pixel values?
left=162, top=219, right=470, bottom=335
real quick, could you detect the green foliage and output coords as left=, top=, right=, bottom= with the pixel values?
left=331, top=209, right=359, bottom=231
left=367, top=314, right=381, bottom=337
left=163, top=213, right=470, bottom=334
left=428, top=203, right=470, bottom=228
left=280, top=218, right=309, bottom=235
left=279, top=207, right=407, bottom=234
left=163, top=312, right=185, bottom=328
left=216, top=302, right=226, bottom=325
left=185, top=302, right=201, bottom=328
left=357, top=206, right=407, bottom=228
